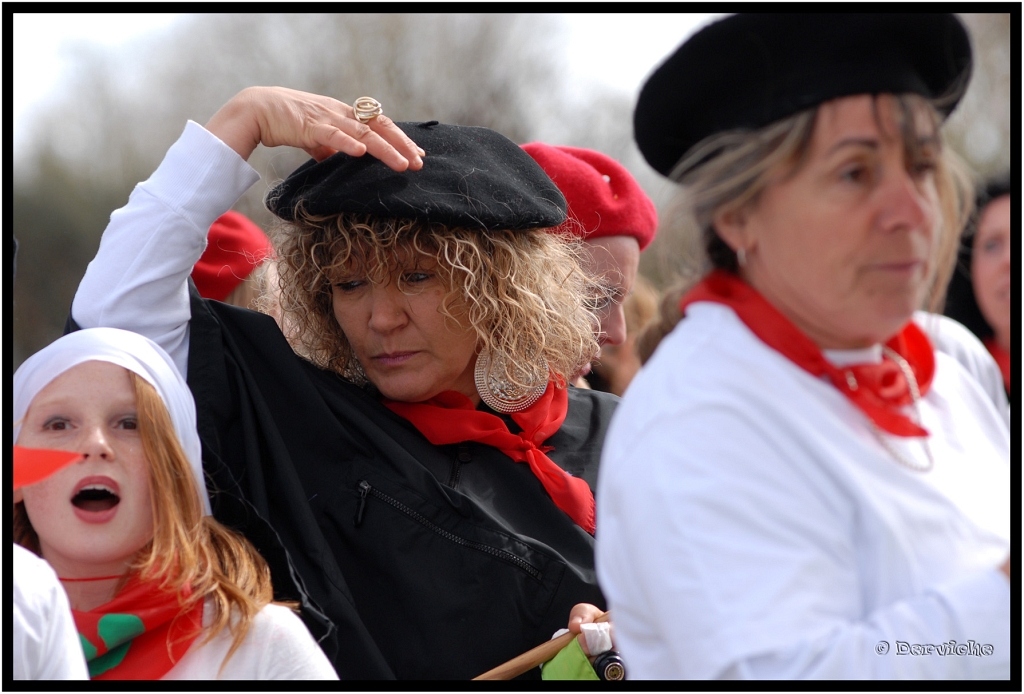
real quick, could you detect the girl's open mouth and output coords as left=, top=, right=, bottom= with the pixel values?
left=71, top=477, right=122, bottom=522
left=72, top=485, right=120, bottom=513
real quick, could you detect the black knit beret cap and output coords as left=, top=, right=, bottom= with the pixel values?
left=266, top=120, right=567, bottom=230
left=635, top=13, right=973, bottom=177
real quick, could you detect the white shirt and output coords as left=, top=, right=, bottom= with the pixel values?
left=163, top=600, right=338, bottom=680
left=913, top=311, right=1009, bottom=424
left=73, top=120, right=260, bottom=379
left=596, top=302, right=1010, bottom=680
left=12, top=544, right=89, bottom=680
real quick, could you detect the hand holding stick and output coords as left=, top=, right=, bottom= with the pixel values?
left=473, top=610, right=611, bottom=680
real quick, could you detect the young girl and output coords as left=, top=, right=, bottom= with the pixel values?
left=13, top=327, right=338, bottom=680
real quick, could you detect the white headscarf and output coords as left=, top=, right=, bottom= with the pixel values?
left=13, top=328, right=210, bottom=515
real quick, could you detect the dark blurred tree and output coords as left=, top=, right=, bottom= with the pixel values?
left=13, top=13, right=566, bottom=368
left=12, top=149, right=132, bottom=367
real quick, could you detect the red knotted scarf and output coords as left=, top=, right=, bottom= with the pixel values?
left=680, top=271, right=935, bottom=437
left=384, top=381, right=596, bottom=535
left=73, top=575, right=204, bottom=680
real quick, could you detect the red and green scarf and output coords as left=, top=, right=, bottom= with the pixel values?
left=680, top=270, right=935, bottom=437
left=72, top=575, right=204, bottom=680
left=384, top=380, right=597, bottom=535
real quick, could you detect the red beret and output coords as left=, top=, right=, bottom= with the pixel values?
left=521, top=143, right=658, bottom=250
left=191, top=211, right=273, bottom=301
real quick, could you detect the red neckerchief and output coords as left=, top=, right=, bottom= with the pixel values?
left=384, top=381, right=596, bottom=535
left=73, top=575, right=204, bottom=680
left=983, top=337, right=1011, bottom=394
left=680, top=270, right=935, bottom=437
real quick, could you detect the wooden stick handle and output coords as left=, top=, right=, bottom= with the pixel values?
left=472, top=610, right=611, bottom=680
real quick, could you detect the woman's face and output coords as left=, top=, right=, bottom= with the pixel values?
left=586, top=235, right=640, bottom=350
left=971, top=195, right=1011, bottom=349
left=719, top=94, right=942, bottom=349
left=15, top=361, right=154, bottom=578
left=331, top=255, right=480, bottom=403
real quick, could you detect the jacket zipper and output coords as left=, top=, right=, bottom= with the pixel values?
left=446, top=444, right=470, bottom=489
left=354, top=480, right=542, bottom=580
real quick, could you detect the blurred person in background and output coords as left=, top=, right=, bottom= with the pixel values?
left=521, top=143, right=658, bottom=391
left=191, top=210, right=288, bottom=333
left=191, top=210, right=273, bottom=310
left=597, top=13, right=1009, bottom=679
left=588, top=276, right=658, bottom=396
left=69, top=86, right=619, bottom=679
left=635, top=280, right=694, bottom=368
left=944, top=175, right=1011, bottom=396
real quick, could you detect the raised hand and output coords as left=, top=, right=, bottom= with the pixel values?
left=205, top=86, right=424, bottom=170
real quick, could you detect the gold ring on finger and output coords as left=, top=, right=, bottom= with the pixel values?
left=353, top=97, right=383, bottom=124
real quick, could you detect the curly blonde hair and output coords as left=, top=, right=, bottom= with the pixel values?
left=265, top=211, right=604, bottom=391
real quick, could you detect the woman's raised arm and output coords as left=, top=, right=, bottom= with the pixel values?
left=72, top=87, right=423, bottom=377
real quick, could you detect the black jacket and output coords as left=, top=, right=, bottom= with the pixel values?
left=158, top=287, right=616, bottom=679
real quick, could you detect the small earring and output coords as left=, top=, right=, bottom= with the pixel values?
left=474, top=349, right=548, bottom=413
left=736, top=247, right=748, bottom=268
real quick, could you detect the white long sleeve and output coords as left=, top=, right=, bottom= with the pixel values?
left=72, top=121, right=261, bottom=378
left=597, top=303, right=1010, bottom=680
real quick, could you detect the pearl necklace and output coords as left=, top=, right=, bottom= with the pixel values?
left=865, top=346, right=934, bottom=472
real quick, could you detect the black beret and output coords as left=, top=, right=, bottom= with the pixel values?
left=266, top=121, right=567, bottom=230
left=635, top=13, right=973, bottom=177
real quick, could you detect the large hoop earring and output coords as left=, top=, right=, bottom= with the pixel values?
left=474, top=350, right=548, bottom=414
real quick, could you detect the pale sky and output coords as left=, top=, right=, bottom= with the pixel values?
left=13, top=14, right=182, bottom=151
left=12, top=13, right=723, bottom=159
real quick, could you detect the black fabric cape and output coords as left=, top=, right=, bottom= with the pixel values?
left=71, top=284, right=616, bottom=679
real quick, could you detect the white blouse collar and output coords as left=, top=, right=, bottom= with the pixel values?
left=822, top=343, right=884, bottom=367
